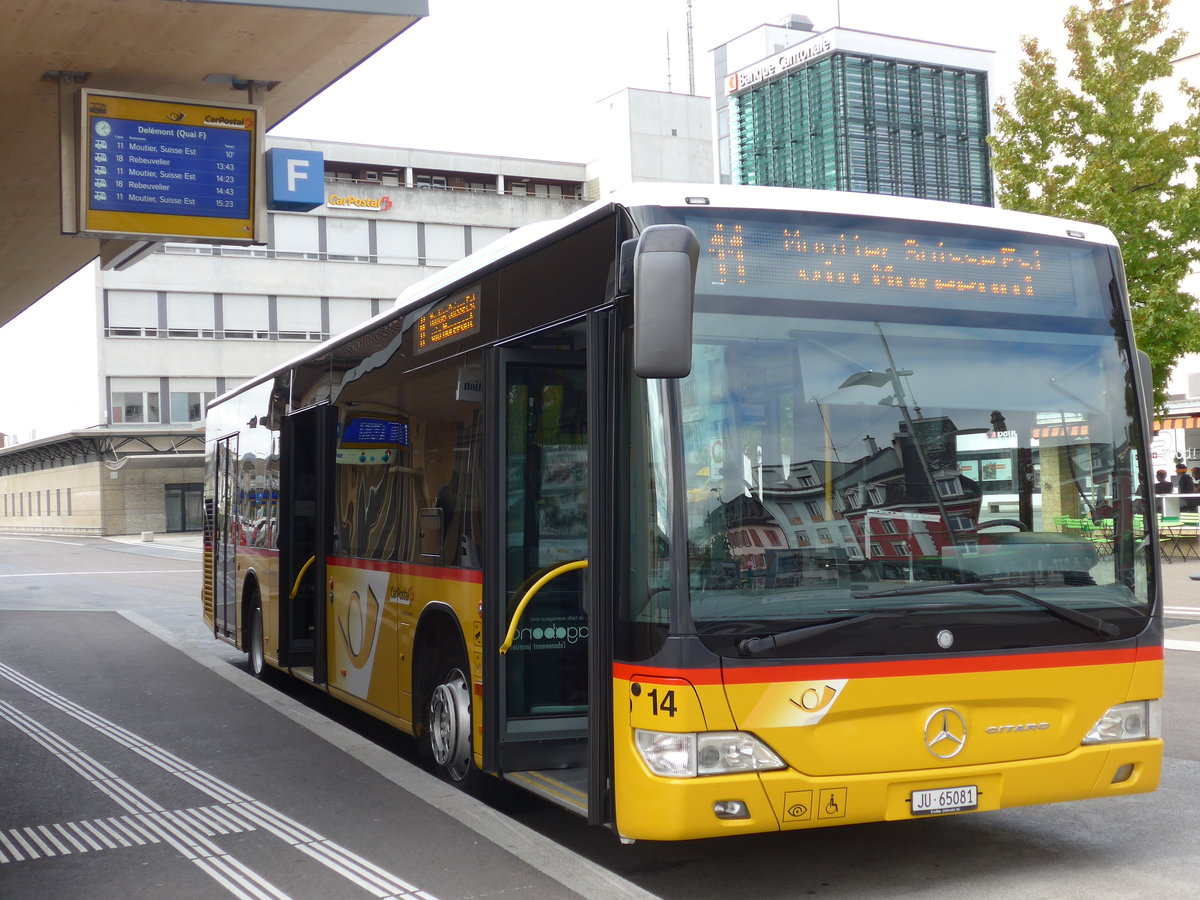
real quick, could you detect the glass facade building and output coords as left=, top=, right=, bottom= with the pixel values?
left=727, top=36, right=993, bottom=206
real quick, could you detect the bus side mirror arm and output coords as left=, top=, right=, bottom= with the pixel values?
left=1136, top=349, right=1153, bottom=430
left=631, top=225, right=699, bottom=379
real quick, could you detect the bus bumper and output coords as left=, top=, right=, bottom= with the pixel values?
left=613, top=739, right=1162, bottom=842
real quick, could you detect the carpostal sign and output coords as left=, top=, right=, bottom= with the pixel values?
left=327, top=194, right=393, bottom=212
left=727, top=32, right=836, bottom=94
left=77, top=88, right=262, bottom=243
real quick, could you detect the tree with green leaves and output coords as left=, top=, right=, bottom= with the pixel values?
left=990, top=0, right=1200, bottom=407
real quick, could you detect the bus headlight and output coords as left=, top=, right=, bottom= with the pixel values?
left=635, top=729, right=786, bottom=777
left=1082, top=700, right=1161, bottom=744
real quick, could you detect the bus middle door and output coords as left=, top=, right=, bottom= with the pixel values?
left=486, top=339, right=591, bottom=804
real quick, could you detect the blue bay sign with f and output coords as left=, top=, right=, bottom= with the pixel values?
left=267, top=148, right=325, bottom=211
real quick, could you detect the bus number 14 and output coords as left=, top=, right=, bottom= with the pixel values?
left=647, top=688, right=677, bottom=717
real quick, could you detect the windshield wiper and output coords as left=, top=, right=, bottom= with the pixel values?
left=854, top=581, right=1121, bottom=639
left=737, top=602, right=990, bottom=657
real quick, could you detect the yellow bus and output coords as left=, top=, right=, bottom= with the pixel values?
left=203, top=184, right=1162, bottom=842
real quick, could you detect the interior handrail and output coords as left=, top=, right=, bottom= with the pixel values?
left=289, top=555, right=317, bottom=601
left=499, top=559, right=588, bottom=656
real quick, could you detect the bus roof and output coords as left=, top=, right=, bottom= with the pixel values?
left=211, top=183, right=1119, bottom=407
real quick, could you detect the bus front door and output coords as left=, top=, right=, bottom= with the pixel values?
left=212, top=434, right=238, bottom=640
left=279, top=403, right=335, bottom=683
left=487, top=342, right=593, bottom=813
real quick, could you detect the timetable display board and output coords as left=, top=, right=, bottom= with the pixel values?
left=78, top=89, right=262, bottom=242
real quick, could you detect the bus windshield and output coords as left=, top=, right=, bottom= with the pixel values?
left=636, top=206, right=1153, bottom=660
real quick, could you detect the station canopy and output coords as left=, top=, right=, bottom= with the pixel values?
left=0, top=0, right=426, bottom=329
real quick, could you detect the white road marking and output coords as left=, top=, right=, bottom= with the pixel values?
left=0, top=537, right=89, bottom=546
left=0, top=570, right=195, bottom=578
left=0, top=662, right=438, bottom=899
left=1166, top=639, right=1200, bottom=652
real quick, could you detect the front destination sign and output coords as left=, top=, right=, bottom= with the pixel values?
left=79, top=89, right=261, bottom=243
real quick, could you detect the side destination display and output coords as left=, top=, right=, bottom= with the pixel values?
left=78, top=89, right=262, bottom=243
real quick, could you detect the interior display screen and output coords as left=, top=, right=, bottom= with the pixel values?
left=416, top=287, right=481, bottom=354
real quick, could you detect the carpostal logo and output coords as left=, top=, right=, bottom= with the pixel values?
left=328, top=194, right=393, bottom=212
left=203, top=114, right=252, bottom=129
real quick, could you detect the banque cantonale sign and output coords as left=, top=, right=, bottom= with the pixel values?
left=727, top=33, right=836, bottom=94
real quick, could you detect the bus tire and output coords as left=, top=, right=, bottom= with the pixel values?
left=426, top=648, right=484, bottom=790
left=247, top=594, right=266, bottom=679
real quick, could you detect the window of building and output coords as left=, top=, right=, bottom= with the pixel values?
left=471, top=226, right=509, bottom=253
left=936, top=476, right=962, bottom=497
left=328, top=298, right=373, bottom=337
left=222, top=294, right=269, bottom=339
left=424, top=224, right=466, bottom=266
left=112, top=391, right=160, bottom=424
left=376, top=221, right=419, bottom=265
left=326, top=217, right=371, bottom=261
left=273, top=214, right=320, bottom=257
left=107, top=290, right=158, bottom=337
left=170, top=391, right=215, bottom=423
left=276, top=296, right=323, bottom=340
left=166, top=292, right=215, bottom=338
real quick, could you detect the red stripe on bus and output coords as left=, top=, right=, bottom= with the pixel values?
left=612, top=644, right=1162, bottom=684
left=237, top=546, right=278, bottom=559
left=327, top=556, right=484, bottom=584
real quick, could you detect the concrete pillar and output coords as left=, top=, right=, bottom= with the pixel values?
left=1040, top=442, right=1081, bottom=529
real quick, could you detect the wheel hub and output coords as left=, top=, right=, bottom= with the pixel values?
left=429, top=668, right=471, bottom=780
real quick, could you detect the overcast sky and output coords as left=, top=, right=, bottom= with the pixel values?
left=4, top=0, right=1197, bottom=440
left=272, top=0, right=1090, bottom=160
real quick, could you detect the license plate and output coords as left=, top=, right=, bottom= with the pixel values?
left=910, top=785, right=978, bottom=815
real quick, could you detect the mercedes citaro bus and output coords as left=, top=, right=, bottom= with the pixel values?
left=204, top=184, right=1162, bottom=841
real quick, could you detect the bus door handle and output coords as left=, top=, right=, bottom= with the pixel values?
left=289, top=555, right=316, bottom=600
left=499, top=559, right=588, bottom=656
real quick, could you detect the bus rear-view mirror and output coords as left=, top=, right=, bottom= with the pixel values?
left=632, top=224, right=699, bottom=379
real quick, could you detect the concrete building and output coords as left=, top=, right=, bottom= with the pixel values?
left=713, top=16, right=994, bottom=205
left=0, top=139, right=587, bottom=536
left=590, top=88, right=714, bottom=196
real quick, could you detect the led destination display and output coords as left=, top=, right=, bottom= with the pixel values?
left=79, top=90, right=261, bottom=242
left=686, top=214, right=1103, bottom=317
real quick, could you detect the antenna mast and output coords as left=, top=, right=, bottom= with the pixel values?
left=687, top=0, right=695, bottom=94
left=666, top=31, right=672, bottom=92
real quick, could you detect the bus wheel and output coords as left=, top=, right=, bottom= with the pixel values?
left=247, top=596, right=266, bottom=679
left=427, top=653, right=480, bottom=788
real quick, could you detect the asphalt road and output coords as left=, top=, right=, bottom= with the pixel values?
left=2, top=532, right=1198, bottom=899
